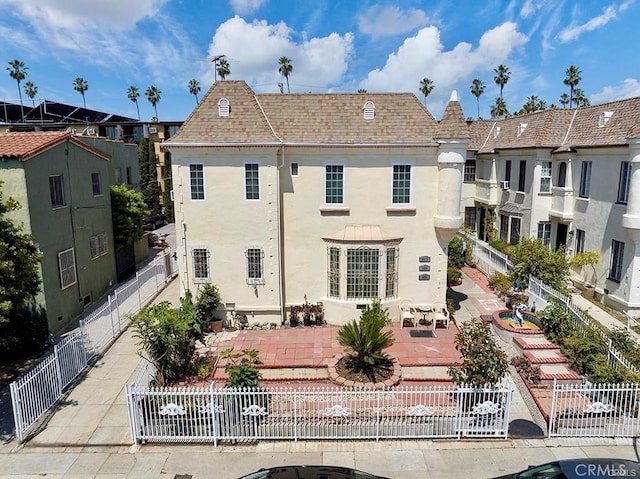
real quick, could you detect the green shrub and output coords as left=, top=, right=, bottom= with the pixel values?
left=447, top=267, right=462, bottom=285
left=222, top=348, right=262, bottom=389
left=538, top=301, right=579, bottom=347
left=608, top=329, right=640, bottom=369
left=488, top=272, right=512, bottom=296
left=563, top=328, right=608, bottom=377
left=447, top=236, right=465, bottom=269
left=195, top=283, right=222, bottom=330
left=509, top=237, right=570, bottom=293
left=464, top=241, right=476, bottom=267
left=448, top=318, right=508, bottom=386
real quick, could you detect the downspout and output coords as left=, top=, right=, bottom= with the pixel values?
left=254, top=95, right=286, bottom=324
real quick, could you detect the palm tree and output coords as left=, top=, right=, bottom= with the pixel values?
left=470, top=78, right=485, bottom=119
left=188, top=79, right=200, bottom=104
left=337, top=300, right=395, bottom=381
left=73, top=77, right=88, bottom=108
left=493, top=64, right=511, bottom=100
left=573, top=88, right=590, bottom=107
left=127, top=86, right=141, bottom=120
left=7, top=59, right=27, bottom=122
left=145, top=85, right=162, bottom=120
left=217, top=59, right=230, bottom=80
left=23, top=81, right=38, bottom=107
left=520, top=95, right=548, bottom=114
left=490, top=97, right=509, bottom=119
left=357, top=88, right=367, bottom=93
left=563, top=65, right=581, bottom=108
left=559, top=93, right=570, bottom=108
left=278, top=56, right=293, bottom=94
left=419, top=77, right=434, bottom=106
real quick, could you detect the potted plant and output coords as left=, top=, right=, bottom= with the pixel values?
left=571, top=251, right=601, bottom=299
left=195, top=284, right=223, bottom=333
left=302, top=297, right=313, bottom=326
left=447, top=266, right=462, bottom=286
left=313, top=302, right=325, bottom=326
left=289, top=305, right=301, bottom=327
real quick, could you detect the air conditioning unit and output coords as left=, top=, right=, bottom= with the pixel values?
left=500, top=181, right=510, bottom=190
left=149, top=127, right=158, bottom=134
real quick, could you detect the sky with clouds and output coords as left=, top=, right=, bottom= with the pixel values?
left=0, top=0, right=638, bottom=121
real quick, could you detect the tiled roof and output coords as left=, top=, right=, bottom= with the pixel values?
left=0, top=131, right=110, bottom=161
left=168, top=81, right=280, bottom=144
left=436, top=92, right=469, bottom=139
left=470, top=97, right=640, bottom=153
left=168, top=80, right=442, bottom=145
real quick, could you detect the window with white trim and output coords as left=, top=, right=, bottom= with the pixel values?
left=246, top=248, right=264, bottom=284
left=114, top=167, right=122, bottom=185
left=91, top=172, right=102, bottom=196
left=510, top=217, right=521, bottom=245
left=500, top=214, right=509, bottom=242
left=325, top=165, right=344, bottom=204
left=192, top=248, right=210, bottom=281
left=328, top=247, right=340, bottom=298
left=58, top=248, right=77, bottom=289
left=609, top=239, right=624, bottom=283
left=244, top=163, right=260, bottom=200
left=575, top=229, right=585, bottom=255
left=540, top=161, right=551, bottom=193
left=189, top=164, right=204, bottom=200
left=89, top=233, right=108, bottom=259
left=49, top=175, right=65, bottom=208
left=392, top=164, right=411, bottom=204
left=518, top=160, right=526, bottom=192
left=579, top=161, right=591, bottom=198
left=291, top=162, right=299, bottom=176
left=617, top=162, right=631, bottom=204
left=346, top=247, right=379, bottom=299
left=464, top=159, right=476, bottom=182
left=537, top=222, right=551, bottom=247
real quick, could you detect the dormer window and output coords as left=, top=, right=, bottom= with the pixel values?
left=218, top=98, right=230, bottom=117
left=517, top=123, right=528, bottom=136
left=598, top=111, right=613, bottom=127
left=363, top=101, right=375, bottom=120
left=494, top=126, right=501, bottom=138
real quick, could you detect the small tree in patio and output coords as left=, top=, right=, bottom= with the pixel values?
left=448, top=318, right=508, bottom=387
left=336, top=299, right=395, bottom=383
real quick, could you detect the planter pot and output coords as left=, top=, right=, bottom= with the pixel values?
left=583, top=285, right=595, bottom=299
left=209, top=319, right=223, bottom=333
left=315, top=316, right=324, bottom=326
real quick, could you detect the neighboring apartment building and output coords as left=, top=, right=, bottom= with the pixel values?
left=163, top=80, right=469, bottom=325
left=0, top=132, right=117, bottom=333
left=462, top=98, right=640, bottom=313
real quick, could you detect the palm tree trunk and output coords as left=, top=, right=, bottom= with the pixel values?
left=286, top=78, right=290, bottom=94
left=477, top=98, right=480, bottom=119
left=135, top=102, right=140, bottom=121
left=17, top=84, right=24, bottom=122
left=82, top=94, right=86, bottom=109
left=154, top=104, right=158, bottom=120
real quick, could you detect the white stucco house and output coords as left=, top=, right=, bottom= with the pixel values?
left=462, top=97, right=640, bottom=313
left=162, top=81, right=469, bottom=325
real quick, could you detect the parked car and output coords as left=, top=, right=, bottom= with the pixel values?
left=493, top=458, right=640, bottom=479
left=238, top=465, right=390, bottom=479
left=143, top=214, right=167, bottom=231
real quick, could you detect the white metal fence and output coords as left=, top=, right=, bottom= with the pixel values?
left=460, top=232, right=512, bottom=276
left=10, top=249, right=177, bottom=443
left=126, top=365, right=513, bottom=444
left=527, top=275, right=637, bottom=372
left=548, top=380, right=640, bottom=437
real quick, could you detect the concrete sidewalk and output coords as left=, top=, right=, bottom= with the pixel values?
left=3, top=268, right=639, bottom=478
left=571, top=292, right=640, bottom=341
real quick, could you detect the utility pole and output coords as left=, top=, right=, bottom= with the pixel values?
left=211, top=54, right=226, bottom=82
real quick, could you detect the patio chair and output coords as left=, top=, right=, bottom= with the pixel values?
left=432, top=302, right=450, bottom=329
left=399, top=299, right=417, bottom=328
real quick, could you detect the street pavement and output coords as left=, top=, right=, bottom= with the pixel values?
left=1, top=266, right=639, bottom=478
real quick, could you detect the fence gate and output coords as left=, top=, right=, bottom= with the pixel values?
left=548, top=380, right=640, bottom=437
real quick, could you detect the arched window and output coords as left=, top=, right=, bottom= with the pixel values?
left=558, top=162, right=567, bottom=187
left=363, top=101, right=375, bottom=120
left=218, top=98, right=229, bottom=117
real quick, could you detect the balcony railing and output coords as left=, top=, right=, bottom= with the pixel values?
left=474, top=179, right=499, bottom=206
left=548, top=186, right=574, bottom=220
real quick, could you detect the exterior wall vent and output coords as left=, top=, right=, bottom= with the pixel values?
left=363, top=101, right=375, bottom=120
left=494, top=126, right=501, bottom=138
left=517, top=123, right=528, bottom=136
left=598, top=111, right=613, bottom=127
left=218, top=98, right=230, bottom=117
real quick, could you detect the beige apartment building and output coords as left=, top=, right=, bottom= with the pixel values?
left=163, top=81, right=469, bottom=325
